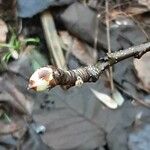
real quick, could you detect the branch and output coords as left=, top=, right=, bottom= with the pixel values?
left=28, top=42, right=150, bottom=92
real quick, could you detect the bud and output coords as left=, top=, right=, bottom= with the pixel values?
left=28, top=67, right=54, bottom=92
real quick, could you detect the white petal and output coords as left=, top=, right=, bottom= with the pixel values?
left=91, top=88, right=118, bottom=109
left=112, top=89, right=124, bottom=106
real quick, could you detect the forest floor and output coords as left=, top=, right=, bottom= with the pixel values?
left=0, top=0, right=150, bottom=150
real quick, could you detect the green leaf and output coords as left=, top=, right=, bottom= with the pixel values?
left=2, top=52, right=12, bottom=63
left=24, top=37, right=40, bottom=44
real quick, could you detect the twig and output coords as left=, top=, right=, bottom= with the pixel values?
left=114, top=81, right=150, bottom=108
left=118, top=11, right=149, bottom=40
left=41, top=11, right=67, bottom=70
left=105, top=0, right=111, bottom=53
left=28, top=42, right=150, bottom=92
left=94, top=13, right=100, bottom=50
left=105, top=0, right=114, bottom=92
left=122, top=79, right=150, bottom=94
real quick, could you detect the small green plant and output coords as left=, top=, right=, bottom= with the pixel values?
left=1, top=33, right=40, bottom=63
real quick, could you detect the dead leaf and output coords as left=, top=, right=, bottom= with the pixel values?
left=126, top=6, right=149, bottom=15
left=32, top=80, right=150, bottom=149
left=0, top=122, right=20, bottom=134
left=0, top=19, right=8, bottom=43
left=138, top=0, right=150, bottom=9
left=59, top=30, right=97, bottom=65
left=59, top=31, right=73, bottom=50
left=0, top=78, right=34, bottom=114
left=134, top=52, right=150, bottom=91
left=71, top=38, right=97, bottom=65
left=91, top=88, right=118, bottom=109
